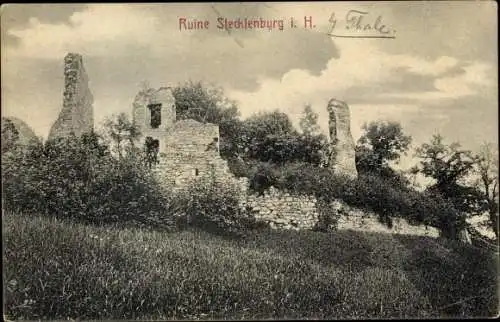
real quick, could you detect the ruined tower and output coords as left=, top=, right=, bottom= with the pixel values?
left=132, top=86, right=177, bottom=155
left=48, top=53, right=94, bottom=140
left=327, top=98, right=358, bottom=179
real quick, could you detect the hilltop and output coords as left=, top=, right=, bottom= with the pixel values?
left=4, top=212, right=498, bottom=320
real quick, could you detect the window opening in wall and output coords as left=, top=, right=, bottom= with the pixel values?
left=148, top=103, right=162, bottom=129
left=145, top=136, right=160, bottom=168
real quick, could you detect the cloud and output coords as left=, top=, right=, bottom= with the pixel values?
left=381, top=61, right=494, bottom=101
left=228, top=34, right=496, bottom=161
left=4, top=5, right=168, bottom=59
left=1, top=2, right=496, bottom=154
left=229, top=35, right=494, bottom=116
left=3, top=4, right=339, bottom=93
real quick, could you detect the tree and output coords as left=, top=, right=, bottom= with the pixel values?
left=102, top=113, right=141, bottom=159
left=235, top=110, right=328, bottom=166
left=471, top=142, right=499, bottom=238
left=172, top=81, right=241, bottom=159
left=299, top=104, right=321, bottom=137
left=1, top=118, right=20, bottom=154
left=172, top=80, right=239, bottom=124
left=355, top=121, right=412, bottom=178
left=413, top=134, right=485, bottom=237
left=413, top=134, right=478, bottom=189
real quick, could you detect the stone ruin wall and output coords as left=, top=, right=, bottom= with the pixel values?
left=153, top=119, right=245, bottom=191
left=135, top=89, right=437, bottom=238
left=133, top=87, right=176, bottom=139
left=239, top=186, right=440, bottom=238
left=49, top=53, right=94, bottom=140
left=242, top=187, right=319, bottom=230
left=327, top=98, right=358, bottom=179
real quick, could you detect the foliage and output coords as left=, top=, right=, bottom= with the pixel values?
left=413, top=134, right=478, bottom=188
left=356, top=121, right=412, bottom=176
left=471, top=142, right=499, bottom=238
left=1, top=132, right=174, bottom=228
left=172, top=80, right=239, bottom=124
left=413, top=135, right=486, bottom=222
left=299, top=104, right=321, bottom=137
left=249, top=162, right=282, bottom=195
left=313, top=198, right=343, bottom=232
left=254, top=133, right=327, bottom=165
left=4, top=213, right=498, bottom=320
left=173, top=180, right=256, bottom=238
left=1, top=118, right=20, bottom=154
left=237, top=111, right=328, bottom=166
left=101, top=113, right=141, bottom=159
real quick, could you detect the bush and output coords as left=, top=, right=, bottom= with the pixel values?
left=249, top=162, right=463, bottom=237
left=313, top=198, right=342, bottom=232
left=1, top=132, right=175, bottom=228
left=249, top=162, right=281, bottom=195
left=173, top=180, right=257, bottom=238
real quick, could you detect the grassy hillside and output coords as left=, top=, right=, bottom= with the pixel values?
left=4, top=213, right=498, bottom=320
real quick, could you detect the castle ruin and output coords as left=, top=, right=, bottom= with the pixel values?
left=327, top=98, right=358, bottom=179
left=132, top=87, right=241, bottom=190
left=49, top=53, right=94, bottom=140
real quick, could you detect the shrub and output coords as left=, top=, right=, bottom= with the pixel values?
left=249, top=162, right=281, bottom=195
left=173, top=179, right=256, bottom=238
left=251, top=162, right=463, bottom=237
left=1, top=132, right=175, bottom=228
left=313, top=198, right=342, bottom=232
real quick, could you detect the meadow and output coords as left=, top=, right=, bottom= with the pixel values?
left=4, top=212, right=498, bottom=320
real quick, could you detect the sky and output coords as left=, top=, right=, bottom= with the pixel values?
left=1, top=2, right=498, bottom=174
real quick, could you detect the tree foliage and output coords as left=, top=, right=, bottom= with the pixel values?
left=238, top=111, right=327, bottom=166
left=471, top=142, right=499, bottom=238
left=356, top=121, right=412, bottom=176
left=102, top=113, right=141, bottom=159
left=299, top=104, right=321, bottom=137
left=413, top=135, right=486, bottom=228
left=2, top=131, right=173, bottom=227
left=172, top=80, right=239, bottom=124
left=413, top=135, right=478, bottom=188
left=1, top=118, right=20, bottom=154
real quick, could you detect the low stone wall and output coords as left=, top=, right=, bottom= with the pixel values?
left=336, top=204, right=440, bottom=237
left=241, top=186, right=440, bottom=238
left=241, top=187, right=319, bottom=230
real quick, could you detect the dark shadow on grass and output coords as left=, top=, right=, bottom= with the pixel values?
left=394, top=234, right=499, bottom=318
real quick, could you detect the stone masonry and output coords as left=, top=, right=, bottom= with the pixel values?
left=327, top=98, right=358, bottom=179
left=132, top=86, right=243, bottom=191
left=242, top=186, right=319, bottom=230
left=132, top=89, right=438, bottom=238
left=49, top=53, right=94, bottom=140
left=241, top=186, right=440, bottom=237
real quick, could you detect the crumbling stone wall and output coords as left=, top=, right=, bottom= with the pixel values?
left=327, top=98, right=358, bottom=179
left=132, top=84, right=244, bottom=194
left=241, top=186, right=440, bottom=237
left=335, top=202, right=440, bottom=237
left=242, top=187, right=319, bottom=230
left=49, top=53, right=94, bottom=140
left=152, top=119, right=240, bottom=190
left=133, top=86, right=176, bottom=147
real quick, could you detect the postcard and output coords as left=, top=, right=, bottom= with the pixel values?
left=2, top=2, right=498, bottom=320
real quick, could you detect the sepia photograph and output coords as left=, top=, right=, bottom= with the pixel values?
left=1, top=1, right=498, bottom=320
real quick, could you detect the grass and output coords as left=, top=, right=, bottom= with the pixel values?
left=3, top=212, right=498, bottom=320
